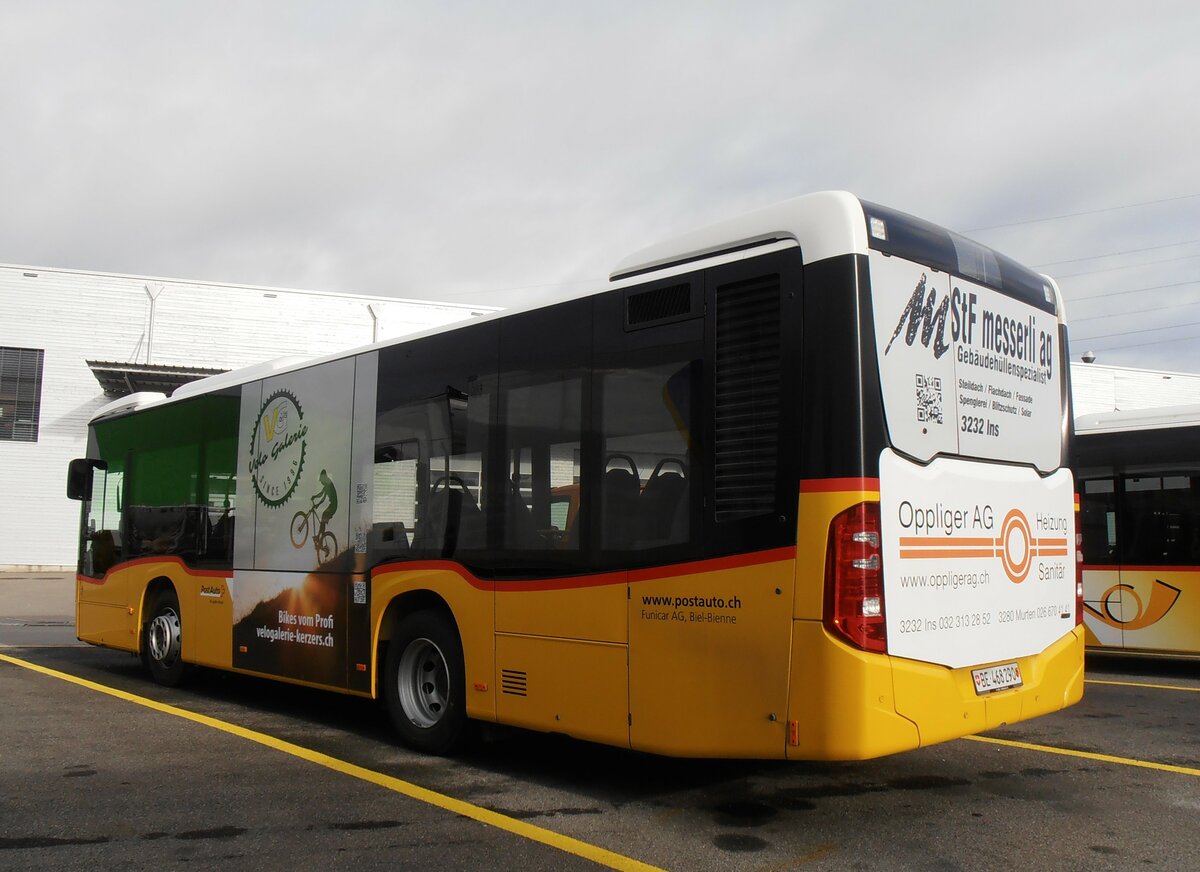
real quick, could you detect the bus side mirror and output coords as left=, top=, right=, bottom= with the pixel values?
left=67, top=458, right=106, bottom=501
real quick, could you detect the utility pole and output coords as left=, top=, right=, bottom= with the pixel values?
left=145, top=283, right=165, bottom=363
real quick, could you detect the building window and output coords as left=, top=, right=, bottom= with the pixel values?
left=0, top=347, right=45, bottom=442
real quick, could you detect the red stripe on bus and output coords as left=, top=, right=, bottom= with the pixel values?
left=800, top=477, right=881, bottom=493
left=628, top=547, right=795, bottom=583
left=373, top=547, right=796, bottom=592
left=78, top=556, right=234, bottom=585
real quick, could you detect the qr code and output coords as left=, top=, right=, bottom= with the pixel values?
left=915, top=374, right=943, bottom=423
left=353, top=580, right=367, bottom=605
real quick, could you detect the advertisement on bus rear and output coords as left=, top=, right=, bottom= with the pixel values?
left=869, top=251, right=1063, bottom=473
left=879, top=450, right=1075, bottom=669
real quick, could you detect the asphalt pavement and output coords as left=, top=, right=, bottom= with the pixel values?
left=3, top=572, right=1199, bottom=871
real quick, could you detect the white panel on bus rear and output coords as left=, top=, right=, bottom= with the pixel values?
left=869, top=251, right=1063, bottom=473
left=879, top=450, right=1075, bottom=669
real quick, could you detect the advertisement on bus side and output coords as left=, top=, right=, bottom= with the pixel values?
left=229, top=355, right=377, bottom=689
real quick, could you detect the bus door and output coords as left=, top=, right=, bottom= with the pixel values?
left=624, top=254, right=800, bottom=758
left=74, top=457, right=132, bottom=647
left=1115, top=475, right=1195, bottom=653
left=1080, top=477, right=1125, bottom=648
left=492, top=299, right=632, bottom=747
left=1082, top=475, right=1196, bottom=653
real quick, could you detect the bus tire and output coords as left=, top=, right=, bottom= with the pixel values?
left=383, top=610, right=467, bottom=755
left=143, top=588, right=187, bottom=687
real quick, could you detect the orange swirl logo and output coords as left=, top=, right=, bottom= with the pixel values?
left=998, top=509, right=1033, bottom=583
left=1084, top=580, right=1181, bottom=630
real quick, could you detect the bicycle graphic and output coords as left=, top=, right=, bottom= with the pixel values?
left=290, top=503, right=338, bottom=563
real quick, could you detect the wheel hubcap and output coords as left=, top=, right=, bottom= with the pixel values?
left=148, top=607, right=181, bottom=666
left=397, top=637, right=449, bottom=728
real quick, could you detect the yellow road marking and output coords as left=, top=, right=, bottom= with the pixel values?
left=1086, top=678, right=1200, bottom=693
left=964, top=734, right=1200, bottom=778
left=0, top=652, right=664, bottom=872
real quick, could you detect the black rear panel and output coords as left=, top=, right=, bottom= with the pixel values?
left=799, top=253, right=887, bottom=481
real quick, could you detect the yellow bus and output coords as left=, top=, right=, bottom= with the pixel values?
left=67, top=192, right=1083, bottom=759
left=1076, top=405, right=1200, bottom=656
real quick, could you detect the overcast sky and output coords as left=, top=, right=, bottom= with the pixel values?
left=3, top=1, right=1199, bottom=371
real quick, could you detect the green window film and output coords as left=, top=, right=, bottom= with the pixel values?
left=92, top=390, right=240, bottom=567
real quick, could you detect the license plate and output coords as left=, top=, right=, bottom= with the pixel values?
left=971, top=662, right=1023, bottom=695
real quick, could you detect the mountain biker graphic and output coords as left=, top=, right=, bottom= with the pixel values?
left=311, top=469, right=338, bottom=541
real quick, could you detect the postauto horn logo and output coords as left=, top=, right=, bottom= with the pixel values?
left=1085, top=580, right=1181, bottom=630
left=249, top=389, right=308, bottom=508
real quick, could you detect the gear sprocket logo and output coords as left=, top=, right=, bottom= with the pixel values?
left=249, top=390, right=307, bottom=508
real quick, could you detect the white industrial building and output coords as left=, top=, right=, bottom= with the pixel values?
left=1069, top=360, right=1200, bottom=416
left=0, top=262, right=496, bottom=569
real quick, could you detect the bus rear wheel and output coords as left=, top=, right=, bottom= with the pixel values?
left=143, top=589, right=187, bottom=687
left=384, top=610, right=467, bottom=755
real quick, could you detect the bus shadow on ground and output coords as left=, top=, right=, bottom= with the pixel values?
left=1085, top=650, right=1200, bottom=680
left=58, top=646, right=817, bottom=804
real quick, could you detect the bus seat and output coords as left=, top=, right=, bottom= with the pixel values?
left=412, top=490, right=450, bottom=554
left=91, top=530, right=116, bottom=575
left=505, top=484, right=541, bottom=549
left=639, top=468, right=687, bottom=544
left=369, top=521, right=410, bottom=558
left=602, top=467, right=641, bottom=549
left=415, top=479, right=483, bottom=556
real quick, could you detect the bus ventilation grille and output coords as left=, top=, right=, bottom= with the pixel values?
left=625, top=282, right=694, bottom=330
left=713, top=273, right=781, bottom=522
left=501, top=669, right=528, bottom=697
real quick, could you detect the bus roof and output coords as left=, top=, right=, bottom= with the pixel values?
left=610, top=191, right=1062, bottom=316
left=611, top=191, right=867, bottom=280
left=88, top=191, right=1056, bottom=425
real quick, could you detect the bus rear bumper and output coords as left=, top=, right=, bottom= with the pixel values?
left=890, top=626, right=1084, bottom=748
left=786, top=622, right=1084, bottom=761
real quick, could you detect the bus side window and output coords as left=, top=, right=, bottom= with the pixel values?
left=502, top=379, right=583, bottom=551
left=198, top=417, right=237, bottom=568
left=1080, top=478, right=1118, bottom=564
left=372, top=440, right=419, bottom=560
left=600, top=360, right=698, bottom=552
left=374, top=322, right=499, bottom=566
left=81, top=463, right=123, bottom=578
left=375, top=394, right=489, bottom=560
left=1122, top=475, right=1200, bottom=565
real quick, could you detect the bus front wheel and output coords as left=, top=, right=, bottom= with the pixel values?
left=383, top=610, right=467, bottom=755
left=143, top=589, right=187, bottom=687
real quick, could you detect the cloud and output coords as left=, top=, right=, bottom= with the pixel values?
left=2, top=1, right=1199, bottom=369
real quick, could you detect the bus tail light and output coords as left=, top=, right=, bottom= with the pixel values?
left=824, top=501, right=887, bottom=653
left=1074, top=495, right=1084, bottom=626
